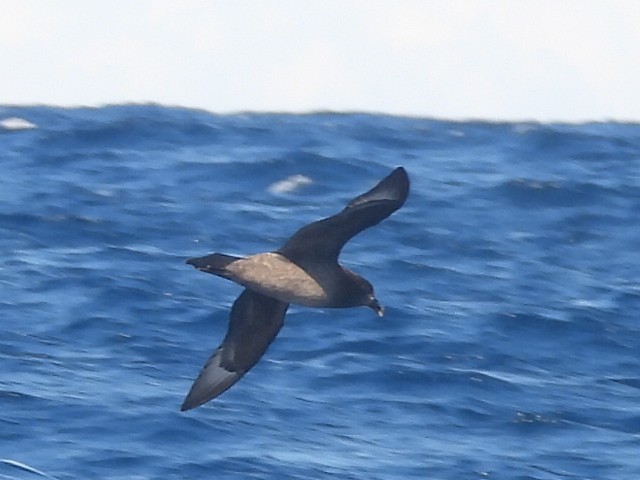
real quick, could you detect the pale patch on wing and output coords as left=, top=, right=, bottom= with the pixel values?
left=180, top=346, right=242, bottom=411
left=181, top=289, right=288, bottom=411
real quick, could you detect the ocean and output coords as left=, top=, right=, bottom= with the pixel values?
left=1, top=105, right=639, bottom=479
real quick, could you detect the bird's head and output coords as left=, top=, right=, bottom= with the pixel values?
left=342, top=269, right=384, bottom=317
left=356, top=276, right=384, bottom=317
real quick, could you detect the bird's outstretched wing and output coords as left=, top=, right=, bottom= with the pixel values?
left=181, top=289, right=289, bottom=411
left=278, top=167, right=409, bottom=267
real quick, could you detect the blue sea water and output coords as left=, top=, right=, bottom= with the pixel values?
left=1, top=104, right=639, bottom=480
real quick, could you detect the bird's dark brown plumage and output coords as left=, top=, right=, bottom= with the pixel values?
left=182, top=167, right=409, bottom=411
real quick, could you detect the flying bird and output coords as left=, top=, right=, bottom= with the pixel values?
left=182, top=166, right=410, bottom=410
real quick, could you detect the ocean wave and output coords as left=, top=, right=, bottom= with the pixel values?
left=1, top=105, right=639, bottom=479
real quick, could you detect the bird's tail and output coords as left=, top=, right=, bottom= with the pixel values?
left=186, top=253, right=241, bottom=277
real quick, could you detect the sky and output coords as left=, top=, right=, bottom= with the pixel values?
left=1, top=1, right=639, bottom=122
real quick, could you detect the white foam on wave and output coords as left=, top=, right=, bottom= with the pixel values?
left=268, top=174, right=312, bottom=194
left=0, top=458, right=59, bottom=479
left=0, top=117, right=37, bottom=130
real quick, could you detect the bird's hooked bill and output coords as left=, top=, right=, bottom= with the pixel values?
left=368, top=297, right=384, bottom=317
left=365, top=295, right=384, bottom=317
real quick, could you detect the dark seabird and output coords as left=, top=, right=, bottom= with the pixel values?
left=181, top=166, right=410, bottom=411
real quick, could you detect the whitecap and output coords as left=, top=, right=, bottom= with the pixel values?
left=0, top=459, right=60, bottom=479
left=0, top=117, right=37, bottom=130
left=268, top=174, right=312, bottom=194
